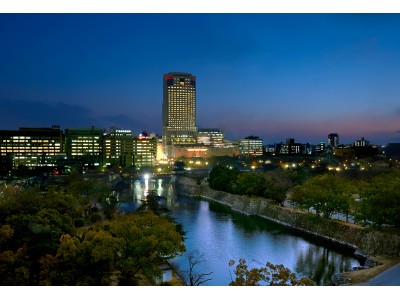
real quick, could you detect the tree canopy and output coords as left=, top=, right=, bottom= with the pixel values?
left=0, top=174, right=186, bottom=285
left=228, top=258, right=314, bottom=286
left=208, top=166, right=290, bottom=205
left=108, top=211, right=186, bottom=284
left=291, top=174, right=354, bottom=219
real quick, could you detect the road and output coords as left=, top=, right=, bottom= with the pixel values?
left=358, top=263, right=400, bottom=286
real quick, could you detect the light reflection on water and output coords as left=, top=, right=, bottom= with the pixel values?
left=121, top=177, right=361, bottom=286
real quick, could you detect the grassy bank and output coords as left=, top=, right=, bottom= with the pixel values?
left=342, top=256, right=400, bottom=285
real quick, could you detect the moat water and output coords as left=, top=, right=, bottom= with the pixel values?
left=118, top=177, right=361, bottom=286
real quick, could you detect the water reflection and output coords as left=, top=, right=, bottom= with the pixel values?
left=132, top=176, right=166, bottom=201
left=120, top=177, right=360, bottom=286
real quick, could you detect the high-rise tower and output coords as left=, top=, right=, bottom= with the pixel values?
left=162, top=72, right=197, bottom=158
left=328, top=133, right=339, bottom=148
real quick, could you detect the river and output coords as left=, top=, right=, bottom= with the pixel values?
left=117, top=176, right=362, bottom=286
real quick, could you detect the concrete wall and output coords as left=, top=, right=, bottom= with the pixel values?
left=174, top=175, right=400, bottom=257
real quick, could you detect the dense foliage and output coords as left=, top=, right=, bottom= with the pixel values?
left=208, top=165, right=239, bottom=194
left=355, top=170, right=400, bottom=227
left=109, top=212, right=185, bottom=284
left=290, top=169, right=400, bottom=228
left=291, top=174, right=355, bottom=219
left=208, top=166, right=290, bottom=205
left=0, top=176, right=186, bottom=285
left=209, top=164, right=400, bottom=228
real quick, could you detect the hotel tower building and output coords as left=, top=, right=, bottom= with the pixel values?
left=162, top=72, right=197, bottom=158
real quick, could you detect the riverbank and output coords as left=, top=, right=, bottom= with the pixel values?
left=341, top=256, right=400, bottom=285
left=173, top=175, right=400, bottom=285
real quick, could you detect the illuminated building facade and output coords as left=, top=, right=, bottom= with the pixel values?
left=239, top=136, right=263, bottom=157
left=353, top=137, right=377, bottom=157
left=162, top=72, right=197, bottom=157
left=328, top=133, right=339, bottom=148
left=354, top=137, right=369, bottom=147
left=0, top=125, right=63, bottom=168
left=197, top=129, right=224, bottom=147
left=104, top=129, right=134, bottom=167
left=133, top=132, right=157, bottom=168
left=173, top=145, right=209, bottom=159
left=156, top=137, right=165, bottom=162
left=333, top=146, right=354, bottom=158
left=65, top=127, right=104, bottom=167
left=315, top=141, right=326, bottom=154
left=276, top=138, right=303, bottom=155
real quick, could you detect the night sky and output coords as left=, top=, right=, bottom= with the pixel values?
left=1, top=13, right=400, bottom=145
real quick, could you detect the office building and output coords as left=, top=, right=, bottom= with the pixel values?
left=65, top=126, right=104, bottom=167
left=353, top=137, right=377, bottom=157
left=354, top=137, right=369, bottom=147
left=239, top=136, right=263, bottom=157
left=0, top=125, right=63, bottom=168
left=276, top=138, right=303, bottom=155
left=133, top=131, right=157, bottom=168
left=162, top=72, right=197, bottom=158
left=333, top=145, right=354, bottom=158
left=104, top=128, right=134, bottom=167
left=328, top=133, right=339, bottom=148
left=315, top=141, right=326, bottom=154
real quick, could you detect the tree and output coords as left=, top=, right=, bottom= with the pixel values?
left=263, top=176, right=289, bottom=206
left=4, top=208, right=76, bottom=284
left=228, top=259, right=314, bottom=286
left=356, top=171, right=400, bottom=227
left=0, top=185, right=89, bottom=221
left=108, top=211, right=186, bottom=284
left=208, top=166, right=239, bottom=193
left=65, top=175, right=109, bottom=205
left=291, top=185, right=314, bottom=212
left=137, top=190, right=165, bottom=215
left=0, top=181, right=92, bottom=285
left=99, top=194, right=119, bottom=219
left=0, top=225, right=30, bottom=285
left=40, top=230, right=123, bottom=285
left=290, top=174, right=353, bottom=219
left=182, top=250, right=213, bottom=286
left=235, top=172, right=266, bottom=197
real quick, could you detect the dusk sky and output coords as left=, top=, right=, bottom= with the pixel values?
left=1, top=13, right=400, bottom=145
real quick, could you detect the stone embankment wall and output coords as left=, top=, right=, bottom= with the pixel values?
left=175, top=175, right=400, bottom=257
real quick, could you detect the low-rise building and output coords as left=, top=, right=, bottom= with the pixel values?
left=133, top=131, right=157, bottom=168
left=197, top=128, right=225, bottom=147
left=276, top=138, right=303, bottom=155
left=239, top=136, right=263, bottom=157
left=65, top=126, right=104, bottom=167
left=0, top=125, right=63, bottom=168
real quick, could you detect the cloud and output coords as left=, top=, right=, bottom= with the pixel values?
left=0, top=99, right=146, bottom=133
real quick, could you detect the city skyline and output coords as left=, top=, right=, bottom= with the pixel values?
left=1, top=14, right=400, bottom=145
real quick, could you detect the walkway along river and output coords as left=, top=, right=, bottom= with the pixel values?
left=117, top=175, right=362, bottom=285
